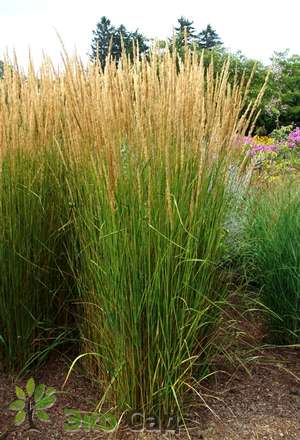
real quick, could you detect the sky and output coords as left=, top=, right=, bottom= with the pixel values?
left=0, top=0, right=299, bottom=69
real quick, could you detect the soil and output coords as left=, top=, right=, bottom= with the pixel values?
left=0, top=324, right=299, bottom=440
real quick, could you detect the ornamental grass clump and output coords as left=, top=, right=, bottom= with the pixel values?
left=243, top=179, right=300, bottom=344
left=0, top=48, right=264, bottom=418
left=62, top=49, right=264, bottom=421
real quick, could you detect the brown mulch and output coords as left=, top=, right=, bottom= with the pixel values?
left=0, top=335, right=299, bottom=440
left=196, top=348, right=300, bottom=439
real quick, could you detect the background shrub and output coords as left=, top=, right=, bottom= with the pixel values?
left=243, top=179, right=300, bottom=344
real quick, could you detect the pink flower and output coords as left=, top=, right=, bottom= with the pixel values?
left=288, top=127, right=300, bottom=148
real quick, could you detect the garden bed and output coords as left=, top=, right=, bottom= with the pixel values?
left=1, top=347, right=299, bottom=440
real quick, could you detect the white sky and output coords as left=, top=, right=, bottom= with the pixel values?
left=0, top=0, right=299, bottom=68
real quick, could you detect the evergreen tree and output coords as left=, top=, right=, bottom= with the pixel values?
left=197, top=24, right=222, bottom=49
left=130, top=29, right=149, bottom=55
left=90, top=16, right=148, bottom=68
left=113, top=25, right=148, bottom=59
left=173, top=16, right=197, bottom=51
left=90, top=17, right=115, bottom=68
left=0, top=60, right=3, bottom=79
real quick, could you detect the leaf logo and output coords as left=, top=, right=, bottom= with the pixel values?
left=8, top=378, right=57, bottom=428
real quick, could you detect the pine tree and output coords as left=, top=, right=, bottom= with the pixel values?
left=197, top=24, right=222, bottom=49
left=90, top=17, right=115, bottom=68
left=173, top=16, right=197, bottom=51
left=113, top=25, right=148, bottom=60
left=130, top=29, right=149, bottom=55
left=0, top=60, right=3, bottom=79
left=90, top=17, right=148, bottom=68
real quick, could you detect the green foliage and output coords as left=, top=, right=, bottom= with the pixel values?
left=90, top=16, right=114, bottom=66
left=174, top=16, right=196, bottom=40
left=15, top=409, right=26, bottom=426
left=0, top=60, right=3, bottom=79
left=243, top=180, right=300, bottom=344
left=9, top=400, right=25, bottom=411
left=67, top=150, right=234, bottom=421
left=35, top=410, right=50, bottom=422
left=197, top=24, right=222, bottom=49
left=171, top=17, right=222, bottom=55
left=34, top=384, right=46, bottom=402
left=34, top=395, right=56, bottom=410
left=9, top=378, right=57, bottom=427
left=15, top=386, right=26, bottom=400
left=250, top=51, right=300, bottom=132
left=88, top=17, right=300, bottom=133
left=170, top=28, right=300, bottom=134
left=172, top=16, right=197, bottom=52
left=254, top=152, right=300, bottom=183
left=88, top=16, right=300, bottom=133
left=90, top=16, right=148, bottom=68
left=199, top=48, right=300, bottom=134
left=247, top=143, right=300, bottom=185
left=185, top=46, right=269, bottom=132
left=269, top=51, right=300, bottom=128
left=26, top=378, right=35, bottom=397
left=0, top=149, right=75, bottom=370
left=271, top=125, right=294, bottom=142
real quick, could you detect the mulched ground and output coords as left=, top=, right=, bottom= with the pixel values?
left=0, top=315, right=299, bottom=440
left=197, top=348, right=300, bottom=439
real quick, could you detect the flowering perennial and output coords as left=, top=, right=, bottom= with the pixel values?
left=288, top=127, right=300, bottom=148
left=242, top=127, right=300, bottom=156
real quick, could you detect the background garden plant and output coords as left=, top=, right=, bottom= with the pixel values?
left=241, top=179, right=300, bottom=345
left=241, top=126, right=300, bottom=183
